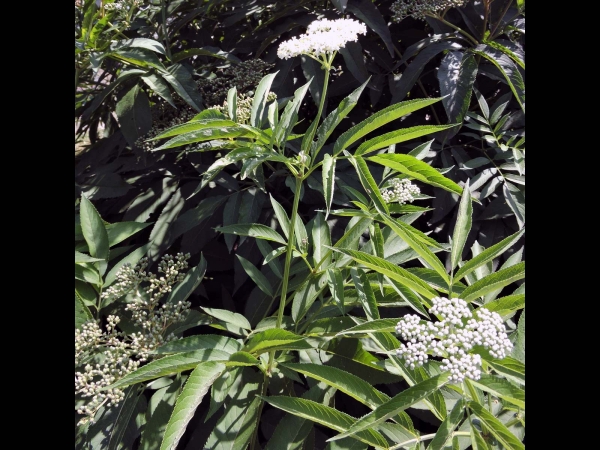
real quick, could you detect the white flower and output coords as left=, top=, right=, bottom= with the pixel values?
left=381, top=178, right=420, bottom=204
left=277, top=18, right=367, bottom=60
left=395, top=297, right=513, bottom=382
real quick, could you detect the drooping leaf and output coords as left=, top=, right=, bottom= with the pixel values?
left=159, top=64, right=203, bottom=111
left=438, top=51, right=479, bottom=128
left=160, top=362, right=226, bottom=450
left=468, top=402, right=525, bottom=450
left=243, top=329, right=311, bottom=355
left=427, top=398, right=466, bottom=450
left=115, top=84, right=152, bottom=148
left=237, top=254, right=274, bottom=297
left=322, top=154, right=336, bottom=219
left=141, top=73, right=177, bottom=108
left=350, top=268, right=380, bottom=320
left=154, top=334, right=242, bottom=356
left=201, top=307, right=252, bottom=330
left=215, top=223, right=287, bottom=245
left=80, top=194, right=109, bottom=275
left=460, top=262, right=525, bottom=302
left=450, top=179, right=472, bottom=271
left=277, top=78, right=311, bottom=146
left=335, top=318, right=399, bottom=336
left=351, top=156, right=389, bottom=214
left=251, top=72, right=279, bottom=128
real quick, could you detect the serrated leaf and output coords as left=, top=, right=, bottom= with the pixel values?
left=292, top=273, right=328, bottom=323
left=368, top=153, right=464, bottom=197
left=351, top=156, right=389, bottom=214
left=139, top=377, right=182, bottom=450
left=329, top=372, right=450, bottom=441
left=251, top=72, right=279, bottom=128
left=159, top=64, right=203, bottom=111
left=461, top=262, right=525, bottom=302
left=201, top=307, right=252, bottom=330
left=261, top=396, right=389, bottom=448
left=351, top=268, right=380, bottom=320
left=150, top=118, right=238, bottom=140
left=468, top=402, right=525, bottom=450
left=154, top=335, right=242, bottom=355
left=160, top=362, right=226, bottom=450
left=333, top=97, right=444, bottom=154
left=482, top=356, right=525, bottom=386
left=428, top=398, right=466, bottom=450
left=277, top=78, right=311, bottom=146
left=141, top=73, right=176, bottom=108
left=152, top=126, right=254, bottom=151
left=336, top=318, right=399, bottom=336
left=243, top=329, right=311, bottom=355
left=109, top=350, right=230, bottom=389
left=454, top=228, right=524, bottom=281
left=355, top=124, right=457, bottom=157
left=237, top=254, right=274, bottom=297
left=75, top=251, right=104, bottom=263
left=216, top=223, right=286, bottom=245
left=468, top=375, right=525, bottom=409
left=450, top=179, right=472, bottom=271
left=329, top=247, right=437, bottom=298
left=270, top=194, right=290, bottom=239
left=323, top=154, right=336, bottom=219
left=439, top=51, right=478, bottom=129
left=312, top=212, right=332, bottom=267
left=482, top=294, right=525, bottom=317
left=327, top=268, right=346, bottom=314
left=75, top=294, right=94, bottom=329
left=80, top=194, right=109, bottom=275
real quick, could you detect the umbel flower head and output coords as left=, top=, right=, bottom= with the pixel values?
left=381, top=178, right=420, bottom=204
left=395, top=297, right=513, bottom=383
left=277, top=18, right=367, bottom=60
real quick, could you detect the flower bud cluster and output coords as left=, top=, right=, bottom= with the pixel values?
left=395, top=297, right=513, bottom=382
left=277, top=18, right=367, bottom=59
left=75, top=253, right=192, bottom=425
left=209, top=92, right=277, bottom=124
left=391, top=0, right=470, bottom=22
left=381, top=178, right=420, bottom=204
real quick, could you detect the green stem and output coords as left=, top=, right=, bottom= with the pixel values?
left=481, top=0, right=491, bottom=41
left=161, top=0, right=172, bottom=60
left=306, top=53, right=332, bottom=159
left=428, top=13, right=480, bottom=46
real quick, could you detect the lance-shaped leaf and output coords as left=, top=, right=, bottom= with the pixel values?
left=367, top=154, right=464, bottom=197
left=227, top=86, right=238, bottom=122
left=201, top=307, right=252, bottom=330
left=150, top=118, right=238, bottom=140
left=351, top=156, right=389, bottom=214
left=277, top=78, right=311, bottom=147
left=323, top=154, right=336, bottom=219
left=80, top=194, right=109, bottom=275
left=153, top=335, right=242, bottom=355
left=333, top=97, right=444, bottom=154
left=355, top=124, right=457, bottom=157
left=327, top=268, right=345, bottom=314
left=482, top=294, right=525, bottom=317
left=260, top=396, right=389, bottom=448
left=350, top=268, right=380, bottom=320
left=318, top=217, right=373, bottom=269
left=468, top=402, right=525, bottom=450
left=312, top=79, right=369, bottom=156
left=270, top=194, right=290, bottom=239
left=450, top=179, right=472, bottom=271
left=328, top=247, right=438, bottom=298
left=481, top=356, right=525, bottom=386
left=438, top=51, right=478, bottom=129
left=237, top=254, right=273, bottom=297
left=141, top=73, right=176, bottom=108
left=336, top=318, right=399, bottom=336
left=460, top=262, right=525, bottom=302
left=292, top=273, right=328, bottom=323
left=311, top=212, right=332, bottom=268
left=468, top=375, right=525, bottom=409
left=328, top=372, right=450, bottom=441
left=455, top=228, right=524, bottom=282
left=380, top=213, right=449, bottom=284
left=152, top=126, right=254, bottom=151
left=215, top=223, right=287, bottom=245
left=75, top=295, right=93, bottom=329
left=109, top=350, right=230, bottom=389
left=158, top=64, right=203, bottom=111
left=428, top=398, right=466, bottom=450
left=251, top=72, right=279, bottom=128
left=385, top=276, right=431, bottom=316
left=243, top=329, right=312, bottom=355
left=159, top=362, right=226, bottom=450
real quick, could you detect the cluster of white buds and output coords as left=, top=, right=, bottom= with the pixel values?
left=277, top=18, right=367, bottom=59
left=395, top=297, right=513, bottom=382
left=391, top=0, right=470, bottom=22
left=209, top=92, right=277, bottom=124
left=75, top=253, right=192, bottom=425
left=381, top=178, right=420, bottom=204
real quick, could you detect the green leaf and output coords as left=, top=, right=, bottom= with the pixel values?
left=75, top=294, right=93, bottom=329
left=160, top=362, right=226, bottom=450
left=470, top=425, right=491, bottom=450
left=152, top=126, right=254, bottom=151
left=139, top=377, right=182, bottom=450
left=329, top=247, right=437, bottom=298
left=350, top=268, right=380, bottom=320
left=106, top=221, right=151, bottom=248
left=80, top=194, right=109, bottom=275
left=243, top=329, right=311, bottom=355
left=438, top=52, right=479, bottom=128
left=159, top=64, right=203, bottom=111
left=150, top=118, right=238, bottom=140
left=514, top=307, right=525, bottom=363
left=141, top=73, right=177, bottom=108
left=103, top=242, right=151, bottom=288
left=335, top=318, right=399, bottom=336
left=468, top=402, right=525, bottom=450
left=111, top=47, right=166, bottom=70
left=251, top=72, right=279, bottom=128
left=329, top=372, right=450, bottom=441
left=367, top=154, right=464, bottom=197
left=292, top=273, right=328, bottom=323
left=277, top=78, right=311, bottom=146
left=355, top=124, right=457, bottom=157
left=333, top=97, right=444, bottom=154
left=347, top=0, right=394, bottom=56
left=237, top=254, right=273, bottom=297
left=215, top=223, right=287, bottom=245
left=483, top=294, right=525, bottom=317
left=384, top=276, right=431, bottom=316
left=114, top=38, right=166, bottom=55
left=201, top=307, right=252, bottom=330
left=323, top=154, right=336, bottom=220
left=75, top=251, right=104, bottom=263
left=154, top=334, right=242, bottom=355
left=351, top=156, right=388, bottom=214
left=312, top=80, right=369, bottom=156
left=482, top=356, right=525, bottom=386
left=380, top=214, right=449, bottom=284
left=110, top=350, right=230, bottom=389
left=450, top=179, right=472, bottom=271
left=311, top=212, right=332, bottom=268
left=468, top=375, right=525, bottom=409
left=327, top=268, right=346, bottom=314
left=461, top=262, right=525, bottom=302
left=166, top=254, right=207, bottom=307
left=454, top=228, right=525, bottom=281
left=115, top=84, right=152, bottom=149
left=428, top=398, right=466, bottom=450
left=226, top=351, right=261, bottom=367
left=261, top=396, right=389, bottom=448
left=170, top=47, right=231, bottom=63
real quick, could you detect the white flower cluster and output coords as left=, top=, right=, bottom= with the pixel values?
left=277, top=18, right=367, bottom=59
left=391, top=0, right=470, bottom=22
left=381, top=178, right=420, bottom=204
left=75, top=253, right=192, bottom=425
left=395, top=297, right=513, bottom=382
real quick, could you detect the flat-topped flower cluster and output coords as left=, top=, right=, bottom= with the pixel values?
left=277, top=18, right=367, bottom=59
left=396, top=297, right=513, bottom=382
left=381, top=178, right=421, bottom=204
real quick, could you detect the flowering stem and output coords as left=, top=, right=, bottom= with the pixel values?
left=305, top=53, right=333, bottom=159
